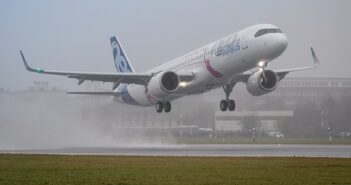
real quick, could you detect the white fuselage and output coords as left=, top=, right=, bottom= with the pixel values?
left=116, top=24, right=288, bottom=106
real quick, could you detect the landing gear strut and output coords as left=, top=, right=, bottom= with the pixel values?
left=155, top=101, right=171, bottom=113
left=219, top=84, right=236, bottom=111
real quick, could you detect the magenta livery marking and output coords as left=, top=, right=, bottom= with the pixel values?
left=204, top=49, right=223, bottom=78
left=146, top=91, right=157, bottom=104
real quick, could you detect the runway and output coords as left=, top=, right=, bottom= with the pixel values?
left=1, top=144, right=351, bottom=158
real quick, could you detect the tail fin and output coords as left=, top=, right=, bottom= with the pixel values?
left=110, top=36, right=135, bottom=73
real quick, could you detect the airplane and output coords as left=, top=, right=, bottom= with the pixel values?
left=20, top=24, right=320, bottom=113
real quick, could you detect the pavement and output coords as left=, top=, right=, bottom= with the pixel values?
left=1, top=144, right=351, bottom=158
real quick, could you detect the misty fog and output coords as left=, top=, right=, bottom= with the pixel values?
left=0, top=90, right=179, bottom=149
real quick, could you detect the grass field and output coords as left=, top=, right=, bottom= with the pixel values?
left=177, top=137, right=351, bottom=145
left=0, top=154, right=350, bottom=185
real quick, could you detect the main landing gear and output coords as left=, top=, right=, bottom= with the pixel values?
left=220, top=84, right=236, bottom=111
left=155, top=101, right=171, bottom=113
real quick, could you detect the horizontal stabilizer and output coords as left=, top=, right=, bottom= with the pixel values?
left=67, top=91, right=120, bottom=96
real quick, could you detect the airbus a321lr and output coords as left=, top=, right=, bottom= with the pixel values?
left=20, top=24, right=320, bottom=113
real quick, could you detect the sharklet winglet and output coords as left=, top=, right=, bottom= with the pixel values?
left=20, top=50, right=34, bottom=72
left=310, top=47, right=320, bottom=66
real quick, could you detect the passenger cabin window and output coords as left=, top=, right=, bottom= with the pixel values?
left=255, top=29, right=282, bottom=37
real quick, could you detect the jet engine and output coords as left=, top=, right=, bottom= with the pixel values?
left=246, top=69, right=279, bottom=96
left=147, top=71, right=180, bottom=99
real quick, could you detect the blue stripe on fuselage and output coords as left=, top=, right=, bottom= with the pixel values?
left=119, top=84, right=140, bottom=105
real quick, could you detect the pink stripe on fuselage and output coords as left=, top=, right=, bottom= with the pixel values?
left=204, top=49, right=223, bottom=78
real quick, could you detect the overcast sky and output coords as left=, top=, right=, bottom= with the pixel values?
left=1, top=0, right=350, bottom=90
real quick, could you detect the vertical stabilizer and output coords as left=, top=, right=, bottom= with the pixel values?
left=110, top=36, right=135, bottom=73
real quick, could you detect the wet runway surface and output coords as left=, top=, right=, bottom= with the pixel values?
left=1, top=144, right=351, bottom=158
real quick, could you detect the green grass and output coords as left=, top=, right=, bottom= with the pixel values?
left=177, top=137, right=351, bottom=145
left=0, top=154, right=350, bottom=185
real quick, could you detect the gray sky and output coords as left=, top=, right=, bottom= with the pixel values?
left=1, top=0, right=350, bottom=90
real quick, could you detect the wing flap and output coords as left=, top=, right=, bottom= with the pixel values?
left=66, top=73, right=152, bottom=85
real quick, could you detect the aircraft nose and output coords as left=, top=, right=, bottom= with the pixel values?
left=273, top=34, right=288, bottom=52
left=279, top=34, right=288, bottom=51
left=268, top=34, right=288, bottom=58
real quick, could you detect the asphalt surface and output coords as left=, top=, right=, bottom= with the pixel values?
left=1, top=144, right=351, bottom=158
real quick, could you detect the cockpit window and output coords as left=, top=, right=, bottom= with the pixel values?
left=255, top=29, right=283, bottom=37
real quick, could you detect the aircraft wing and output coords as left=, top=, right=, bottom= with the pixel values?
left=273, top=47, right=320, bottom=80
left=20, top=51, right=194, bottom=89
left=232, top=47, right=320, bottom=84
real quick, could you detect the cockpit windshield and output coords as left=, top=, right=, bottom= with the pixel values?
left=255, top=29, right=283, bottom=37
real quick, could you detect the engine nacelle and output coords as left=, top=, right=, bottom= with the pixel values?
left=147, top=71, right=180, bottom=99
left=246, top=69, right=279, bottom=96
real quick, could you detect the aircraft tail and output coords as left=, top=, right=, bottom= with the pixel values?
left=110, top=36, right=135, bottom=73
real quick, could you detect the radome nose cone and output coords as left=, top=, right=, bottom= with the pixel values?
left=262, top=34, right=288, bottom=61
left=280, top=34, right=288, bottom=51
left=272, top=34, right=288, bottom=55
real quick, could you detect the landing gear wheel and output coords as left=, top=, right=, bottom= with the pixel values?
left=155, top=101, right=164, bottom=113
left=221, top=83, right=236, bottom=111
left=228, top=99, right=235, bottom=111
left=220, top=100, right=228, bottom=111
left=164, top=101, right=171, bottom=113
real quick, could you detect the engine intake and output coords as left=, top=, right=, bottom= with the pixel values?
left=246, top=70, right=279, bottom=96
left=160, top=71, right=179, bottom=92
left=147, top=71, right=180, bottom=99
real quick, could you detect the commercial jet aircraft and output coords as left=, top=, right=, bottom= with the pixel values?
left=20, top=24, right=320, bottom=113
